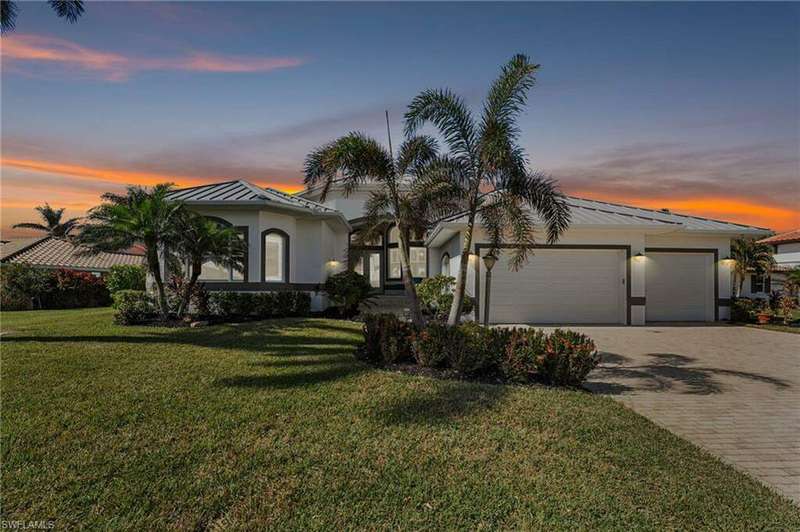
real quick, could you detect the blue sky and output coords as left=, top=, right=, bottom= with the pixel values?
left=2, top=1, right=798, bottom=233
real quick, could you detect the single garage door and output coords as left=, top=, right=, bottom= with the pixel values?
left=487, top=248, right=626, bottom=324
left=645, top=251, right=714, bottom=322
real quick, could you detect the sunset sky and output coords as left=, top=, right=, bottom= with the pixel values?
left=2, top=2, right=798, bottom=236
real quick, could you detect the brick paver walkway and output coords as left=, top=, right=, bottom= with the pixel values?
left=574, top=325, right=799, bottom=504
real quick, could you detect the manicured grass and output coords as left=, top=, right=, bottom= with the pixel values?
left=2, top=309, right=798, bottom=529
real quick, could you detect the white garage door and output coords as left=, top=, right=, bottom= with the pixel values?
left=488, top=248, right=626, bottom=324
left=646, top=252, right=714, bottom=322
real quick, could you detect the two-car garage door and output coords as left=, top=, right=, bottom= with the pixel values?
left=488, top=248, right=626, bottom=324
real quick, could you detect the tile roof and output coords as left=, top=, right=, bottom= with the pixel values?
left=169, top=180, right=338, bottom=214
left=1, top=237, right=145, bottom=272
left=0, top=237, right=46, bottom=261
left=759, top=229, right=800, bottom=245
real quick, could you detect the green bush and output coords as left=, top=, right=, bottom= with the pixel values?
left=357, top=313, right=415, bottom=365
left=537, top=329, right=599, bottom=387
left=112, top=290, right=154, bottom=325
left=1, top=264, right=110, bottom=310
left=731, top=298, right=756, bottom=323
left=1, top=263, right=51, bottom=309
left=417, top=275, right=474, bottom=320
left=410, top=322, right=459, bottom=368
left=324, top=270, right=372, bottom=317
left=208, top=291, right=311, bottom=319
left=501, top=328, right=547, bottom=383
left=106, top=265, right=146, bottom=294
left=450, top=322, right=508, bottom=376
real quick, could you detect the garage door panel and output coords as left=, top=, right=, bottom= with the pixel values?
left=645, top=252, right=713, bottom=322
left=489, top=249, right=625, bottom=324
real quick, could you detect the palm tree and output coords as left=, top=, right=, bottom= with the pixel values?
left=405, top=54, right=571, bottom=326
left=12, top=204, right=81, bottom=238
left=77, top=184, right=183, bottom=319
left=172, top=212, right=247, bottom=319
left=305, top=132, right=455, bottom=326
left=731, top=237, right=776, bottom=297
left=2, top=0, right=84, bottom=33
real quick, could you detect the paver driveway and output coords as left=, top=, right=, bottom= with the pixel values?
left=560, top=325, right=798, bottom=504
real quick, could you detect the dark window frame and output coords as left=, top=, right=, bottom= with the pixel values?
left=751, top=273, right=771, bottom=294
left=261, top=228, right=290, bottom=284
left=193, top=217, right=249, bottom=282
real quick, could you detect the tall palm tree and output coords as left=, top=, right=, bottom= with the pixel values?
left=731, top=237, right=776, bottom=297
left=1, top=0, right=84, bottom=33
left=12, top=204, right=81, bottom=238
left=172, top=212, right=247, bottom=319
left=405, top=54, right=571, bottom=325
left=77, top=184, right=183, bottom=319
left=305, top=132, right=455, bottom=326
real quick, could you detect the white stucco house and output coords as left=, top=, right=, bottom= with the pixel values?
left=171, top=179, right=771, bottom=324
left=738, top=229, right=800, bottom=299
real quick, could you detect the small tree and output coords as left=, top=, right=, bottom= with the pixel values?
left=77, top=184, right=183, bottom=319
left=106, top=265, right=146, bottom=294
left=405, top=54, right=571, bottom=325
left=12, top=204, right=81, bottom=238
left=305, top=133, right=456, bottom=327
left=731, top=237, right=776, bottom=297
left=171, top=212, right=247, bottom=319
left=323, top=270, right=373, bottom=318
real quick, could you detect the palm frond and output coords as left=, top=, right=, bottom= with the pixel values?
left=481, top=54, right=539, bottom=139
left=404, top=89, right=477, bottom=160
left=395, top=135, right=439, bottom=176
left=10, top=222, right=49, bottom=232
left=501, top=171, right=570, bottom=244
left=1, top=0, right=18, bottom=32
left=47, top=0, right=84, bottom=23
left=303, top=132, right=392, bottom=202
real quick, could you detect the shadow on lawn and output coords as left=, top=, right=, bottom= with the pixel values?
left=214, top=363, right=366, bottom=390
left=587, top=352, right=791, bottom=395
left=376, top=380, right=508, bottom=427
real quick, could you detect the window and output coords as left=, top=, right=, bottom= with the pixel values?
left=440, top=253, right=450, bottom=277
left=197, top=226, right=247, bottom=282
left=350, top=232, right=382, bottom=246
left=410, top=247, right=427, bottom=277
left=751, top=274, right=771, bottom=294
left=388, top=226, right=399, bottom=244
left=388, top=247, right=427, bottom=279
left=352, top=256, right=364, bottom=275
left=262, top=230, right=288, bottom=282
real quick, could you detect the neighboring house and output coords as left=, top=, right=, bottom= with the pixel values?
left=0, top=236, right=145, bottom=275
left=739, top=229, right=800, bottom=299
left=177, top=179, right=770, bottom=324
left=167, top=180, right=351, bottom=311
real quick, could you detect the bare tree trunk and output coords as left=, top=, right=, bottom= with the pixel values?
left=447, top=213, right=475, bottom=326
left=397, top=230, right=425, bottom=327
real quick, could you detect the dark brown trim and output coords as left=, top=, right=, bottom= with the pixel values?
left=630, top=296, right=646, bottom=306
left=473, top=243, right=633, bottom=325
left=261, top=228, right=290, bottom=284
left=644, top=247, right=719, bottom=321
left=235, top=226, right=249, bottom=281
left=203, top=282, right=319, bottom=292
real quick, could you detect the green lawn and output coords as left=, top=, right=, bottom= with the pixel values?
left=2, top=309, right=798, bottom=529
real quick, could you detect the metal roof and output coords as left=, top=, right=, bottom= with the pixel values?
left=169, top=180, right=340, bottom=216
left=435, top=193, right=769, bottom=233
left=1, top=237, right=145, bottom=272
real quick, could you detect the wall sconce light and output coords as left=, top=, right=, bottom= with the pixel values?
left=720, top=256, right=734, bottom=265
left=634, top=252, right=645, bottom=261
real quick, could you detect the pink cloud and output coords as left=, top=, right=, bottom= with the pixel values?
left=1, top=33, right=306, bottom=81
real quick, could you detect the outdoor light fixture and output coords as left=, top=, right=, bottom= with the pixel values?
left=634, top=252, right=645, bottom=261
left=482, top=254, right=498, bottom=326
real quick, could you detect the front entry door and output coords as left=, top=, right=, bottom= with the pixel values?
left=353, top=251, right=383, bottom=292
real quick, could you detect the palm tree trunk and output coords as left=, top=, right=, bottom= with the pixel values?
left=447, top=212, right=475, bottom=326
left=396, top=230, right=425, bottom=327
left=176, top=262, right=201, bottom=319
left=148, top=249, right=169, bottom=320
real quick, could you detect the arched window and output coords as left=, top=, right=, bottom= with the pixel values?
left=196, top=217, right=247, bottom=282
left=262, top=229, right=289, bottom=283
left=441, top=253, right=450, bottom=277
left=388, top=225, right=400, bottom=244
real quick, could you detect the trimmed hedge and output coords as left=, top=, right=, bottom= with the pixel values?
left=1, top=264, right=110, bottom=310
left=356, top=313, right=416, bottom=365
left=112, top=290, right=154, bottom=325
left=207, top=291, right=311, bottom=319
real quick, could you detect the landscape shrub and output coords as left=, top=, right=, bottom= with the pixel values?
left=324, top=270, right=372, bottom=318
left=357, top=313, right=415, bottom=365
left=1, top=264, right=110, bottom=310
left=501, top=328, right=547, bottom=383
left=1, top=263, right=51, bottom=309
left=450, top=322, right=509, bottom=376
left=730, top=298, right=756, bottom=323
left=410, top=322, right=459, bottom=368
left=417, top=274, right=475, bottom=320
left=106, top=265, right=146, bottom=294
left=208, top=291, right=311, bottom=319
left=537, top=329, right=599, bottom=387
left=48, top=269, right=111, bottom=308
left=112, top=290, right=154, bottom=325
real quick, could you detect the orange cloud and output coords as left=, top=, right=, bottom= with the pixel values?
left=1, top=34, right=306, bottom=81
left=569, top=190, right=799, bottom=231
